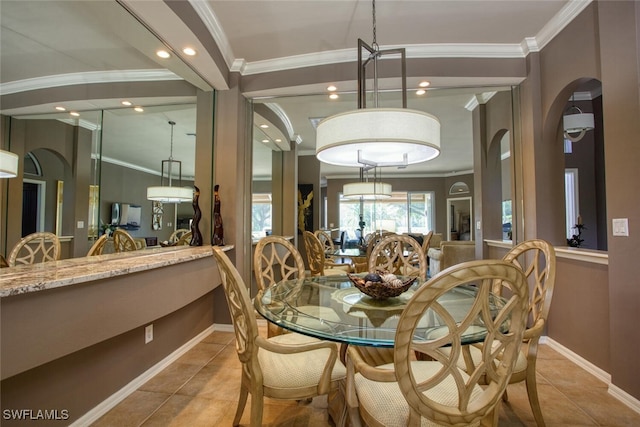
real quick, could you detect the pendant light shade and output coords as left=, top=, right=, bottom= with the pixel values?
left=146, top=121, right=193, bottom=203
left=315, top=0, right=440, bottom=169
left=343, top=181, right=392, bottom=200
left=563, top=107, right=594, bottom=142
left=316, top=108, right=440, bottom=167
left=0, top=149, right=19, bottom=178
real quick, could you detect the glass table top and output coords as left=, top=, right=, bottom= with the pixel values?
left=254, top=274, right=505, bottom=348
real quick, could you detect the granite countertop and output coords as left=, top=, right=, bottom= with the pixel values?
left=0, top=245, right=233, bottom=298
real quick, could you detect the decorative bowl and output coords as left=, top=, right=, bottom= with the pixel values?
left=347, top=272, right=417, bottom=300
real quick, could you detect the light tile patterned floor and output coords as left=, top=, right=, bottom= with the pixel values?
left=92, top=326, right=640, bottom=427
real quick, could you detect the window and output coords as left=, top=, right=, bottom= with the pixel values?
left=252, top=193, right=272, bottom=238
left=564, top=169, right=579, bottom=239
left=339, top=191, right=434, bottom=238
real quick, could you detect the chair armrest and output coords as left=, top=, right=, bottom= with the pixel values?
left=346, top=346, right=396, bottom=383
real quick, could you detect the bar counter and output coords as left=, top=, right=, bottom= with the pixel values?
left=1, top=245, right=231, bottom=426
left=0, top=245, right=224, bottom=297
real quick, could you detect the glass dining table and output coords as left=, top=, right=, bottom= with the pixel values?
left=254, top=274, right=505, bottom=348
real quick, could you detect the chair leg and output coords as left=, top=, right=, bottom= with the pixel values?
left=233, top=384, right=249, bottom=426
left=502, top=387, right=509, bottom=402
left=249, top=389, right=264, bottom=427
left=526, top=368, right=546, bottom=427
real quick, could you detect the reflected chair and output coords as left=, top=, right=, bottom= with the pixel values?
left=316, top=229, right=356, bottom=272
left=8, top=232, right=61, bottom=266
left=112, top=229, right=137, bottom=252
left=345, top=259, right=529, bottom=427
left=368, top=234, right=427, bottom=281
left=212, top=246, right=347, bottom=427
left=169, top=228, right=190, bottom=244
left=455, top=239, right=556, bottom=427
left=175, top=231, right=192, bottom=246
left=302, top=230, right=351, bottom=276
left=86, top=234, right=109, bottom=256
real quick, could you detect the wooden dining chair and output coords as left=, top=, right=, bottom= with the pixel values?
left=8, top=232, right=61, bottom=266
left=212, top=246, right=346, bottom=427
left=302, top=230, right=351, bottom=276
left=345, top=259, right=529, bottom=427
left=254, top=235, right=306, bottom=337
left=112, top=229, right=137, bottom=252
left=175, top=231, right=192, bottom=246
left=368, top=233, right=427, bottom=281
left=86, top=234, right=109, bottom=256
left=445, top=239, right=556, bottom=426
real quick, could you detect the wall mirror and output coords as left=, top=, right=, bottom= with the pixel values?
left=4, top=102, right=196, bottom=257
left=251, top=85, right=515, bottom=241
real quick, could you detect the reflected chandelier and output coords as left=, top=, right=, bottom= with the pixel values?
left=146, top=120, right=193, bottom=203
left=563, top=94, right=594, bottom=142
left=0, top=149, right=19, bottom=178
left=316, top=0, right=440, bottom=169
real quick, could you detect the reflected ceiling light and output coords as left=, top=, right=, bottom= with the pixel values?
left=329, top=93, right=339, bottom=100
left=147, top=121, right=193, bottom=203
left=55, top=106, right=66, bottom=111
left=0, top=149, right=19, bottom=178
left=416, top=89, right=426, bottom=95
left=419, top=81, right=430, bottom=87
left=316, top=0, right=440, bottom=169
left=182, top=47, right=196, bottom=56
left=563, top=95, right=594, bottom=142
left=70, top=112, right=79, bottom=117
left=259, top=124, right=269, bottom=128
left=134, top=106, right=144, bottom=112
left=343, top=181, right=392, bottom=200
left=121, top=101, right=132, bottom=106
left=327, top=85, right=337, bottom=91
left=156, top=50, right=170, bottom=59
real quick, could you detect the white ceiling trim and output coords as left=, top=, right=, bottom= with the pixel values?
left=264, top=103, right=295, bottom=140
left=188, top=0, right=236, bottom=75
left=198, top=0, right=593, bottom=77
left=464, top=92, right=498, bottom=111
left=0, top=70, right=181, bottom=95
left=534, top=0, right=593, bottom=52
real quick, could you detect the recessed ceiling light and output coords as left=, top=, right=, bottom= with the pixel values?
left=259, top=124, right=269, bottom=129
left=419, top=81, right=431, bottom=88
left=329, top=93, right=339, bottom=100
left=275, top=139, right=282, bottom=143
left=416, top=89, right=426, bottom=95
left=70, top=112, right=80, bottom=117
left=156, top=50, right=171, bottom=59
left=327, top=85, right=337, bottom=92
left=55, top=106, right=66, bottom=111
left=134, top=107, right=144, bottom=112
left=261, top=139, right=269, bottom=143
left=182, top=47, right=196, bottom=56
left=121, top=101, right=132, bottom=106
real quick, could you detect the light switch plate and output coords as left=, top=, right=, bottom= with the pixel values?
left=77, top=221, right=84, bottom=229
left=612, top=218, right=629, bottom=236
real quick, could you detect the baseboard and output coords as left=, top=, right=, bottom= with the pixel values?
left=213, top=322, right=235, bottom=332
left=70, top=325, right=215, bottom=427
left=542, top=336, right=640, bottom=415
left=542, top=336, right=611, bottom=384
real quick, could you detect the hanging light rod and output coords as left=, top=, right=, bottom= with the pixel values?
left=147, top=120, right=193, bottom=203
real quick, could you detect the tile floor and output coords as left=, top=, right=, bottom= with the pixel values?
left=92, top=325, right=640, bottom=427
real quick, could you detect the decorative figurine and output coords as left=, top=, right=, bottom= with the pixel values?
left=212, top=184, right=225, bottom=246
left=190, top=186, right=203, bottom=246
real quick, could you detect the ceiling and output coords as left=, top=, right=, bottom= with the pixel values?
left=1, top=0, right=586, bottom=181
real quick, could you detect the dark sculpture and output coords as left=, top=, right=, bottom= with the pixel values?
left=212, top=184, right=225, bottom=246
left=190, top=186, right=203, bottom=246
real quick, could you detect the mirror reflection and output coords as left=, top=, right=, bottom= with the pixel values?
left=5, top=102, right=196, bottom=258
left=252, top=86, right=514, bottom=244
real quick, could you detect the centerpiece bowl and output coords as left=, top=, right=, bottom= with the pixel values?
left=347, top=271, right=417, bottom=300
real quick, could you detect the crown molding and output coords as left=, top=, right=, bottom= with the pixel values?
left=264, top=103, right=295, bottom=139
left=0, top=70, right=181, bottom=95
left=464, top=92, right=498, bottom=111
left=534, top=0, right=593, bottom=51
left=189, top=0, right=236, bottom=72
